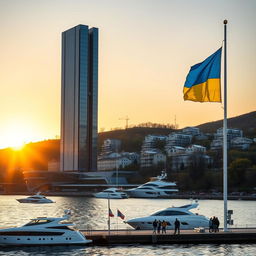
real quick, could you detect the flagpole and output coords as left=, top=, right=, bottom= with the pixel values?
left=108, top=196, right=110, bottom=236
left=117, top=209, right=119, bottom=234
left=223, top=19, right=228, bottom=232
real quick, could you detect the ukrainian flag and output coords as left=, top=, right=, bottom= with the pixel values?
left=183, top=48, right=222, bottom=102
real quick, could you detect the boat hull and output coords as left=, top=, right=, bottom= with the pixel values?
left=127, top=189, right=178, bottom=198
left=126, top=216, right=209, bottom=230
left=94, top=193, right=128, bottom=199
left=16, top=199, right=54, bottom=204
left=0, top=232, right=91, bottom=246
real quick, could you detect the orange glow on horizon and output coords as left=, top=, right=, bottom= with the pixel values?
left=0, top=119, right=48, bottom=150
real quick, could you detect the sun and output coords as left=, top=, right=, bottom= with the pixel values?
left=5, top=130, right=27, bottom=150
left=1, top=120, right=40, bottom=150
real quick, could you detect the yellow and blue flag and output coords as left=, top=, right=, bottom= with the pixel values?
left=183, top=48, right=222, bottom=102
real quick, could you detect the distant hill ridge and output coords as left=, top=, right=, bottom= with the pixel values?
left=196, top=111, right=256, bottom=134
left=98, top=111, right=256, bottom=152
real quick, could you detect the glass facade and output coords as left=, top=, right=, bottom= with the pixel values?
left=78, top=27, right=89, bottom=170
left=89, top=28, right=98, bottom=171
left=61, top=25, right=98, bottom=172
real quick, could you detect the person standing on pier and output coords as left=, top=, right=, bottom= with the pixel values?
left=157, top=220, right=161, bottom=234
left=209, top=217, right=213, bottom=233
left=216, top=217, right=220, bottom=232
left=153, top=219, right=158, bottom=234
left=161, top=220, right=167, bottom=234
left=174, top=218, right=180, bottom=235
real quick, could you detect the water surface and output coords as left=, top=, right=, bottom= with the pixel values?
left=0, top=196, right=255, bottom=255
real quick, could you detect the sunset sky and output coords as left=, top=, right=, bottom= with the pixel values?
left=0, top=0, right=255, bottom=149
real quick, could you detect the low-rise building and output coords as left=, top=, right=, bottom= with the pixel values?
left=166, top=146, right=186, bottom=156
left=194, top=133, right=209, bottom=141
left=98, top=154, right=132, bottom=171
left=101, top=139, right=121, bottom=155
left=182, top=127, right=200, bottom=136
left=97, top=152, right=139, bottom=171
left=210, top=139, right=223, bottom=150
left=186, top=144, right=206, bottom=154
left=166, top=133, right=192, bottom=148
left=141, top=135, right=167, bottom=152
left=170, top=153, right=212, bottom=171
left=167, top=144, right=210, bottom=171
left=140, top=150, right=166, bottom=168
left=215, top=128, right=243, bottom=140
left=231, top=137, right=253, bottom=150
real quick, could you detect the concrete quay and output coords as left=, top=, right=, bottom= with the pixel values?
left=82, top=228, right=256, bottom=245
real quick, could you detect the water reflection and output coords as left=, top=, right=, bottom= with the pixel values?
left=0, top=196, right=255, bottom=255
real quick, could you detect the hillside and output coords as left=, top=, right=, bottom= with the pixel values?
left=0, top=111, right=255, bottom=173
left=99, top=127, right=174, bottom=152
left=196, top=111, right=256, bottom=135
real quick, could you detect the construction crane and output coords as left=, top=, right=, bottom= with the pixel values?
left=119, top=116, right=130, bottom=129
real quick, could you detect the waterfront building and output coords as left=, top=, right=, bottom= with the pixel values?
left=60, top=25, right=98, bottom=172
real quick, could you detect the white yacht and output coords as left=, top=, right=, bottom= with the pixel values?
left=0, top=210, right=92, bottom=246
left=16, top=192, right=55, bottom=204
left=126, top=171, right=178, bottom=198
left=126, top=203, right=209, bottom=230
left=94, top=187, right=129, bottom=199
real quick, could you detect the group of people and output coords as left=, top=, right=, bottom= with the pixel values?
left=209, top=216, right=220, bottom=232
left=152, top=218, right=180, bottom=235
left=153, top=219, right=167, bottom=234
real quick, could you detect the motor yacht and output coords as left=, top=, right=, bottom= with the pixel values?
left=16, top=192, right=55, bottom=204
left=94, top=187, right=129, bottom=199
left=0, top=210, right=92, bottom=246
left=126, top=171, right=178, bottom=198
left=126, top=203, right=209, bottom=230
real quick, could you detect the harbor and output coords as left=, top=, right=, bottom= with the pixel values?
left=0, top=196, right=255, bottom=255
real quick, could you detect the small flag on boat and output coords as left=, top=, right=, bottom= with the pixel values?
left=117, top=209, right=125, bottom=219
left=109, top=208, right=114, bottom=217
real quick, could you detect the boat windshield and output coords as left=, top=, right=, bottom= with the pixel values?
left=24, top=219, right=53, bottom=226
left=179, top=204, right=192, bottom=208
left=29, top=196, right=45, bottom=199
left=159, top=185, right=176, bottom=189
left=151, top=210, right=190, bottom=216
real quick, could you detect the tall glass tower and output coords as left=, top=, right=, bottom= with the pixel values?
left=60, top=25, right=98, bottom=172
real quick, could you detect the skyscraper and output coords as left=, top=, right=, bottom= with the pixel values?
left=60, top=25, right=98, bottom=172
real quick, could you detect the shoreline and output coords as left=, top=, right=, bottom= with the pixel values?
left=1, top=192, right=256, bottom=200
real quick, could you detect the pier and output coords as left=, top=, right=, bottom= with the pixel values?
left=81, top=228, right=256, bottom=245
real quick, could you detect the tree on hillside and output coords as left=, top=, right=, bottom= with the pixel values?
left=229, top=158, right=251, bottom=187
left=188, top=153, right=206, bottom=181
